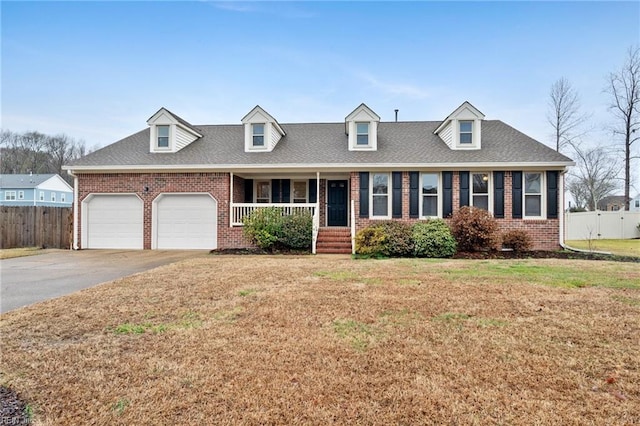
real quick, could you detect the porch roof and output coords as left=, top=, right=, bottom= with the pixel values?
left=66, top=120, right=573, bottom=171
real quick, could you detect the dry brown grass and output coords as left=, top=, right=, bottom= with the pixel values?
left=0, top=247, right=59, bottom=260
left=1, top=256, right=639, bottom=425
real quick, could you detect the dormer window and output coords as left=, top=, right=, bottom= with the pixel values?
left=157, top=125, right=170, bottom=148
left=356, top=123, right=369, bottom=145
left=459, top=121, right=473, bottom=144
left=345, top=103, right=380, bottom=151
left=252, top=124, right=265, bottom=147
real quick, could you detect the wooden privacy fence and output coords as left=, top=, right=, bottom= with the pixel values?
left=0, top=206, right=72, bottom=249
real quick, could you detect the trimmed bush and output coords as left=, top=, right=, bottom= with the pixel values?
left=412, top=220, right=457, bottom=258
left=242, top=207, right=312, bottom=251
left=355, top=226, right=387, bottom=256
left=376, top=221, right=414, bottom=257
left=449, top=206, right=499, bottom=252
left=280, top=212, right=313, bottom=249
left=502, top=229, right=532, bottom=252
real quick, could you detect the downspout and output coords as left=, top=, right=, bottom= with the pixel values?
left=68, top=170, right=79, bottom=250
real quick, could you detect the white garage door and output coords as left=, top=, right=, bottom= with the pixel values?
left=85, top=194, right=143, bottom=249
left=155, top=194, right=217, bottom=249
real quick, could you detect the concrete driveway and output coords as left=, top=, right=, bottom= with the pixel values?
left=0, top=250, right=205, bottom=313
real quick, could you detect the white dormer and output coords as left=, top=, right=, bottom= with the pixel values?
left=241, top=106, right=285, bottom=153
left=434, top=101, right=484, bottom=150
left=345, top=103, right=380, bottom=151
left=147, top=108, right=203, bottom=153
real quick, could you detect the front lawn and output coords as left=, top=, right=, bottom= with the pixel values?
left=1, top=256, right=638, bottom=424
left=565, top=239, right=640, bottom=257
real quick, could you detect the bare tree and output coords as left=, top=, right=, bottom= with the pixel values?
left=606, top=46, right=640, bottom=210
left=567, top=144, right=619, bottom=211
left=547, top=77, right=588, bottom=153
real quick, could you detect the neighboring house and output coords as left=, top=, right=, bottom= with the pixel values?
left=63, top=102, right=574, bottom=252
left=631, top=195, right=640, bottom=212
left=597, top=195, right=626, bottom=211
left=0, top=174, right=73, bottom=207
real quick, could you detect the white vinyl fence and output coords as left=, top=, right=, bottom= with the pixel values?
left=565, top=210, right=640, bottom=240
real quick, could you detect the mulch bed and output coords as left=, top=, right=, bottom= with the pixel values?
left=0, top=386, right=30, bottom=425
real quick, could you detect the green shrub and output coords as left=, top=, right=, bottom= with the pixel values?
left=449, top=206, right=499, bottom=252
left=355, top=226, right=387, bottom=256
left=242, top=207, right=283, bottom=250
left=280, top=212, right=313, bottom=249
left=376, top=221, right=414, bottom=257
left=502, top=229, right=532, bottom=252
left=242, top=207, right=312, bottom=251
left=412, top=220, right=457, bottom=258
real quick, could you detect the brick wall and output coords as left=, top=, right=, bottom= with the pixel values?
left=77, top=173, right=250, bottom=249
left=349, top=171, right=560, bottom=251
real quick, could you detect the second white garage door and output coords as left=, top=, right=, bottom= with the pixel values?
left=155, top=194, right=217, bottom=250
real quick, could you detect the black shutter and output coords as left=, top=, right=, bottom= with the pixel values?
left=392, top=172, right=402, bottom=218
left=271, top=179, right=280, bottom=203
left=547, top=171, right=559, bottom=219
left=282, top=179, right=291, bottom=203
left=459, top=171, right=470, bottom=207
left=442, top=171, right=453, bottom=217
left=493, top=171, right=505, bottom=218
left=512, top=171, right=522, bottom=219
left=409, top=171, right=419, bottom=218
left=244, top=179, right=253, bottom=203
left=308, top=179, right=317, bottom=203
left=359, top=172, right=369, bottom=217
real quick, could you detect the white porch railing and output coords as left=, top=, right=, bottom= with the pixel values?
left=350, top=199, right=356, bottom=255
left=311, top=207, right=320, bottom=254
left=231, top=203, right=318, bottom=227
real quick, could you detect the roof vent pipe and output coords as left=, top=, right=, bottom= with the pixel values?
left=394, top=109, right=399, bottom=122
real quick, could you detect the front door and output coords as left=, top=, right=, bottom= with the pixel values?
left=327, top=180, right=348, bottom=226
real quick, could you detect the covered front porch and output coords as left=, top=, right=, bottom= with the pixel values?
left=229, top=172, right=354, bottom=253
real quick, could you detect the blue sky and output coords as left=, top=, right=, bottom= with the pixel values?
left=2, top=1, right=639, bottom=156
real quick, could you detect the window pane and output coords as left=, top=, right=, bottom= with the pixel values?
left=253, top=135, right=264, bottom=146
left=422, top=173, right=438, bottom=194
left=459, top=121, right=472, bottom=132
left=158, top=137, right=169, bottom=147
left=356, top=134, right=369, bottom=145
left=459, top=133, right=472, bottom=144
left=525, top=195, right=541, bottom=216
left=473, top=195, right=489, bottom=211
left=253, top=124, right=264, bottom=135
left=372, top=174, right=388, bottom=194
left=525, top=173, right=541, bottom=194
left=256, top=182, right=270, bottom=200
left=423, top=196, right=437, bottom=216
left=373, top=195, right=388, bottom=216
left=157, top=126, right=169, bottom=137
left=293, top=181, right=306, bottom=201
left=472, top=173, right=488, bottom=193
left=356, top=123, right=369, bottom=134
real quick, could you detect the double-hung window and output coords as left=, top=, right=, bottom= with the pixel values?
left=356, top=123, right=369, bottom=145
left=292, top=181, right=307, bottom=203
left=524, top=172, right=543, bottom=217
left=18, top=191, right=24, bottom=200
left=39, top=191, right=44, bottom=201
left=422, top=173, right=439, bottom=217
left=61, top=193, right=66, bottom=203
left=51, top=193, right=56, bottom=202
left=471, top=173, right=489, bottom=210
left=255, top=181, right=270, bottom=203
left=5, top=191, right=16, bottom=201
left=252, top=124, right=265, bottom=147
left=371, top=173, right=390, bottom=217
left=459, top=121, right=473, bottom=144
left=157, top=125, right=170, bottom=148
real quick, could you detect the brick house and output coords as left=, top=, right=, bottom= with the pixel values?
left=63, top=102, right=574, bottom=252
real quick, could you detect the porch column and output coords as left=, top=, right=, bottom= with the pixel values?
left=229, top=172, right=234, bottom=228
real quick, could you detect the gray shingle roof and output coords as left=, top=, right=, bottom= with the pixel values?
left=0, top=174, right=57, bottom=189
left=66, top=120, right=573, bottom=171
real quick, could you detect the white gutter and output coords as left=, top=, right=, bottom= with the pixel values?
left=68, top=170, right=79, bottom=250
